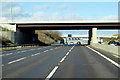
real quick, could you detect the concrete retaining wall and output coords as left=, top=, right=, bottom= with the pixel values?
left=0, top=31, right=15, bottom=43
left=90, top=44, right=119, bottom=56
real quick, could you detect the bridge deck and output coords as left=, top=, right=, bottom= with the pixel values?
left=17, top=22, right=120, bottom=30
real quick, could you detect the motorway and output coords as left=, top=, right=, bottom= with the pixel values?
left=1, top=45, right=120, bottom=79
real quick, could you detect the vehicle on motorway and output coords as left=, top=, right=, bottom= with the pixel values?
left=68, top=42, right=74, bottom=45
left=77, top=41, right=81, bottom=45
left=114, top=42, right=120, bottom=46
left=98, top=41, right=105, bottom=44
left=108, top=41, right=120, bottom=46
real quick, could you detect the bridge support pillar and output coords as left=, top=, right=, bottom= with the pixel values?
left=88, top=27, right=98, bottom=45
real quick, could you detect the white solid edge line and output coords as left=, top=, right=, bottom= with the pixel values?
left=45, top=66, right=58, bottom=80
left=8, top=57, right=26, bottom=64
left=86, top=46, right=120, bottom=68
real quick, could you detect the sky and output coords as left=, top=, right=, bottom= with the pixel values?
left=1, top=2, right=118, bottom=21
left=0, top=2, right=119, bottom=36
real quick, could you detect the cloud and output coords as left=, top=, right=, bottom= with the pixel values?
left=10, top=11, right=86, bottom=21
left=58, top=5, right=68, bottom=10
left=1, top=2, right=118, bottom=22
left=1, top=2, right=16, bottom=9
left=100, top=16, right=118, bottom=20
left=1, top=2, right=31, bottom=18
left=33, top=12, right=45, bottom=17
left=31, top=12, right=86, bottom=21
left=32, top=5, right=51, bottom=11
left=0, top=17, right=8, bottom=21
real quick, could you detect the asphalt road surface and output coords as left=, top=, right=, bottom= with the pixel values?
left=1, top=46, right=119, bottom=79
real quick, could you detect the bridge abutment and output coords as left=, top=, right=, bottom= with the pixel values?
left=15, top=29, right=38, bottom=44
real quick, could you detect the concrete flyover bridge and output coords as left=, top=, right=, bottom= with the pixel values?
left=2, top=21, right=120, bottom=45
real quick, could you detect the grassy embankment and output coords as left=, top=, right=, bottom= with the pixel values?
left=103, top=34, right=120, bottom=44
left=36, top=30, right=62, bottom=45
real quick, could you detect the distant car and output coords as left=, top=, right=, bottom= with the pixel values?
left=70, top=42, right=74, bottom=44
left=108, top=41, right=116, bottom=46
left=115, top=42, right=120, bottom=46
left=77, top=42, right=81, bottom=45
left=98, top=41, right=105, bottom=44
left=68, top=42, right=74, bottom=45
left=108, top=41, right=120, bottom=46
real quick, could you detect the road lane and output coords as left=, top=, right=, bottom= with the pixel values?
left=51, top=46, right=118, bottom=78
left=2, top=46, right=55, bottom=64
left=2, top=46, right=72, bottom=78
left=2, top=46, right=51, bottom=55
left=2, top=46, right=119, bottom=79
left=86, top=46, right=120, bottom=68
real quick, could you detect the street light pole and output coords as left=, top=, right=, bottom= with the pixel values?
left=10, top=0, right=13, bottom=22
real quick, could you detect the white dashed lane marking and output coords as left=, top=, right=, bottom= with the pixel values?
left=38, top=48, right=41, bottom=49
left=50, top=49, right=53, bottom=50
left=44, top=50, right=48, bottom=52
left=17, top=51, right=21, bottom=53
left=66, top=52, right=70, bottom=56
left=21, top=50, right=26, bottom=53
left=31, top=54, right=35, bottom=56
left=5, top=53, right=13, bottom=55
left=30, top=49, right=35, bottom=51
left=5, top=46, right=62, bottom=66
left=45, top=66, right=58, bottom=80
left=60, top=56, right=66, bottom=63
left=31, top=47, right=60, bottom=57
left=45, top=46, right=74, bottom=80
left=8, top=57, right=27, bottom=64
